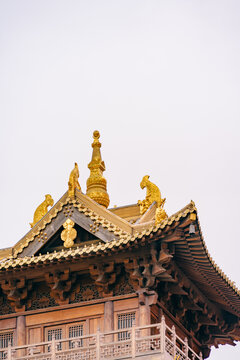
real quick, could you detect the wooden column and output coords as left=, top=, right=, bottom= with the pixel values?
left=104, top=300, right=114, bottom=343
left=17, top=316, right=26, bottom=346
left=138, top=293, right=150, bottom=338
left=104, top=301, right=114, bottom=331
left=139, top=301, right=150, bottom=326
left=138, top=290, right=151, bottom=327
left=16, top=315, right=26, bottom=357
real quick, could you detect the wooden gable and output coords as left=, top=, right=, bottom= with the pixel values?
left=9, top=190, right=134, bottom=259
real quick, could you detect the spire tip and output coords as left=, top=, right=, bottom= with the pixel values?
left=86, top=131, right=110, bottom=208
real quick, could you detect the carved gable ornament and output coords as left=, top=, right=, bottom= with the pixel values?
left=61, top=219, right=77, bottom=248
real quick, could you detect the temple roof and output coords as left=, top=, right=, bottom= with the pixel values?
left=0, top=188, right=239, bottom=319
left=0, top=192, right=195, bottom=262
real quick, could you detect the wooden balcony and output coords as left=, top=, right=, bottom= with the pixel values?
left=4, top=317, right=203, bottom=360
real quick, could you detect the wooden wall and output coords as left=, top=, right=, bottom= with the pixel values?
left=0, top=295, right=201, bottom=356
left=0, top=296, right=139, bottom=345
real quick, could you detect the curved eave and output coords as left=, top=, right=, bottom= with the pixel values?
left=173, top=214, right=240, bottom=317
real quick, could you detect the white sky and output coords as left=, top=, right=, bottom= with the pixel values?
left=0, top=1, right=239, bottom=358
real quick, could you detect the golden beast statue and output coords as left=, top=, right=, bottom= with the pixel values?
left=68, top=162, right=81, bottom=197
left=138, top=175, right=167, bottom=224
left=30, top=194, right=54, bottom=228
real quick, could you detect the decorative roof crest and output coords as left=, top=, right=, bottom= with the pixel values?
left=86, top=130, right=110, bottom=208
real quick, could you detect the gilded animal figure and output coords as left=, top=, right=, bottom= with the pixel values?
left=68, top=162, right=81, bottom=197
left=155, top=204, right=167, bottom=224
left=30, top=194, right=54, bottom=228
left=138, top=175, right=165, bottom=215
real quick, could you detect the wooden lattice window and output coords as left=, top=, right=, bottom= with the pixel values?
left=69, top=324, right=83, bottom=348
left=0, top=332, right=13, bottom=360
left=46, top=328, right=63, bottom=351
left=117, top=312, right=135, bottom=341
left=45, top=322, right=85, bottom=351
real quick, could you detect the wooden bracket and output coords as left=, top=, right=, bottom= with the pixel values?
left=124, top=245, right=173, bottom=291
left=0, top=278, right=32, bottom=312
left=45, top=269, right=76, bottom=305
left=136, top=288, right=158, bottom=306
left=89, top=262, right=120, bottom=297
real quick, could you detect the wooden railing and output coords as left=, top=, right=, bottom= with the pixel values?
left=4, top=317, right=203, bottom=360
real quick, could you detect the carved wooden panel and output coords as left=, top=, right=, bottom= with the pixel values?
left=0, top=292, right=14, bottom=315
left=70, top=277, right=100, bottom=303
left=27, top=282, right=58, bottom=311
left=113, top=270, right=134, bottom=296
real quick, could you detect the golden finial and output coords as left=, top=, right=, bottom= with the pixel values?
left=86, top=130, right=110, bottom=207
left=68, top=162, right=81, bottom=197
left=137, top=175, right=167, bottom=224
left=30, top=194, right=54, bottom=228
left=61, top=219, right=77, bottom=248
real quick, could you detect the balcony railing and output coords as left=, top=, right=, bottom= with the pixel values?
left=4, top=317, right=203, bottom=360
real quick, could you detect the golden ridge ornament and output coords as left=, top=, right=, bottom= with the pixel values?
left=30, top=194, right=54, bottom=228
left=68, top=162, right=81, bottom=197
left=61, top=219, right=77, bottom=248
left=86, top=130, right=110, bottom=208
left=155, top=202, right=167, bottom=225
left=138, top=175, right=167, bottom=224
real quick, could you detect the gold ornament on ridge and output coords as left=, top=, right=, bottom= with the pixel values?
left=61, top=219, right=77, bottom=248
left=86, top=130, right=110, bottom=208
left=137, top=175, right=168, bottom=224
left=30, top=194, right=54, bottom=228
left=68, top=162, right=81, bottom=197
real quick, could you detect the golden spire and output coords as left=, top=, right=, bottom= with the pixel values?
left=86, top=130, right=110, bottom=208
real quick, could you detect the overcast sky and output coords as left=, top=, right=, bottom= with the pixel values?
left=0, top=1, right=240, bottom=358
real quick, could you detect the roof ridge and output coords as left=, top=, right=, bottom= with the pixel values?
left=75, top=190, right=133, bottom=233
left=0, top=201, right=196, bottom=267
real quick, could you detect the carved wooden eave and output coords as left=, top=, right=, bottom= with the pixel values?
left=157, top=261, right=239, bottom=348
